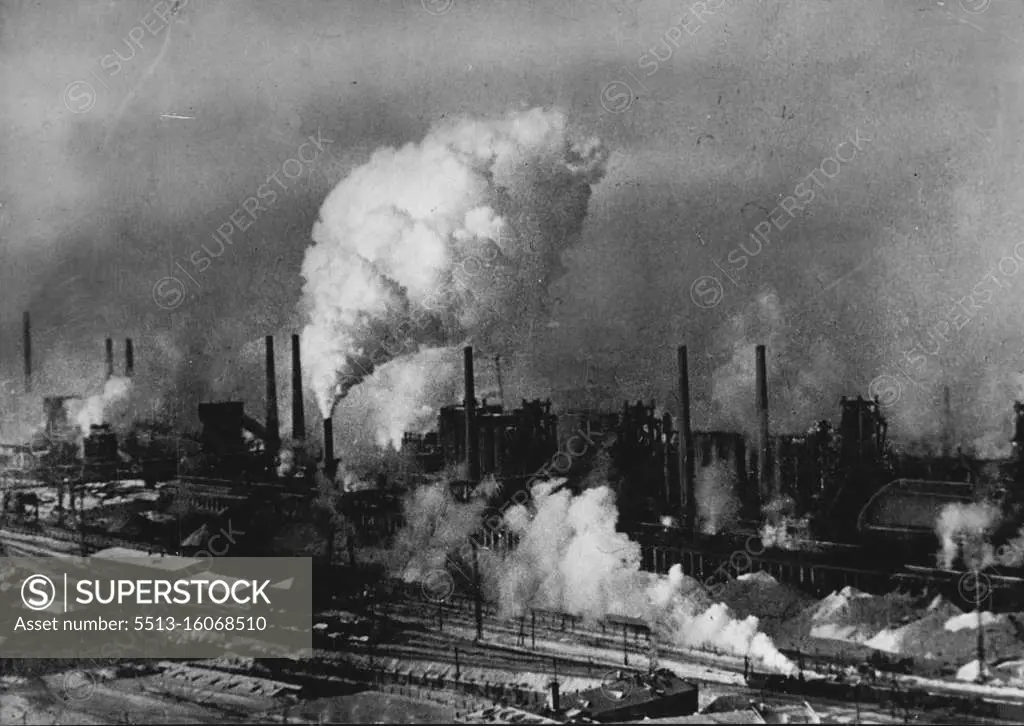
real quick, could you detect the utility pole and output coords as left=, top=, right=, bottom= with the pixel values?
left=647, top=629, right=659, bottom=674
left=975, top=567, right=991, bottom=683
left=472, top=538, right=483, bottom=641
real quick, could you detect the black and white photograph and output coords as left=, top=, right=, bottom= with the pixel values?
left=2, top=0, right=1024, bottom=722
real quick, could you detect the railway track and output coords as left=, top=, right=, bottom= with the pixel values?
left=363, top=579, right=1024, bottom=692
left=0, top=519, right=173, bottom=555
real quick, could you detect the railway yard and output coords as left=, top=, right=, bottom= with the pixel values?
left=2, top=507, right=1024, bottom=725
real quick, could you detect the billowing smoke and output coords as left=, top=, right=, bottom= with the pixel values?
left=649, top=565, right=796, bottom=675
left=299, top=107, right=609, bottom=444
left=483, top=480, right=793, bottom=671
left=694, top=459, right=740, bottom=535
left=388, top=474, right=794, bottom=671
left=760, top=500, right=813, bottom=552
left=276, top=440, right=296, bottom=478
left=495, top=482, right=642, bottom=621
left=390, top=481, right=489, bottom=585
left=935, top=501, right=1002, bottom=570
left=1000, top=526, right=1024, bottom=568
left=72, top=376, right=133, bottom=432
left=340, top=347, right=461, bottom=451
left=275, top=437, right=319, bottom=479
left=710, top=291, right=846, bottom=437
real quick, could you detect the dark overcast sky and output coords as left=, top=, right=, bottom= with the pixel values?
left=1, top=0, right=1023, bottom=443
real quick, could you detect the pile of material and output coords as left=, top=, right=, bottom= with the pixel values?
left=717, top=571, right=813, bottom=631
left=866, top=600, right=1024, bottom=673
left=775, top=586, right=919, bottom=650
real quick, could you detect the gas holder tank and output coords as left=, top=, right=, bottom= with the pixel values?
left=856, top=478, right=974, bottom=562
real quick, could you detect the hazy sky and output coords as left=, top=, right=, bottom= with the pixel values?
left=1, top=0, right=1023, bottom=444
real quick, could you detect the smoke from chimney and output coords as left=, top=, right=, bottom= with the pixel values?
left=711, top=292, right=846, bottom=437
left=74, top=376, right=133, bottom=432
left=324, top=415, right=334, bottom=474
left=298, top=107, right=608, bottom=445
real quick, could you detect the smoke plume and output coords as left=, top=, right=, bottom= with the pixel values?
left=72, top=376, right=133, bottom=433
left=935, top=501, right=1002, bottom=570
left=694, top=459, right=741, bottom=535
left=390, top=481, right=489, bottom=585
left=495, top=482, right=642, bottom=621
left=340, top=347, right=461, bottom=451
left=479, top=480, right=793, bottom=671
left=299, top=107, right=609, bottom=441
left=710, top=291, right=846, bottom=436
left=388, top=474, right=794, bottom=671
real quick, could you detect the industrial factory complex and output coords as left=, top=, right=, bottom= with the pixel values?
left=4, top=1, right=1024, bottom=721
left=2, top=309, right=1024, bottom=724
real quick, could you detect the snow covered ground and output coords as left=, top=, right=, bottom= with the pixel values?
left=711, top=572, right=1024, bottom=688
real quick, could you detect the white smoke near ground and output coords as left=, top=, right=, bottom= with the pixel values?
left=935, top=501, right=1002, bottom=570
left=650, top=567, right=796, bottom=675
left=710, top=291, right=847, bottom=437
left=389, top=481, right=490, bottom=585
left=494, top=482, right=642, bottom=621
left=1000, top=525, right=1024, bottom=568
left=276, top=440, right=296, bottom=478
left=388, top=475, right=795, bottom=672
left=299, top=107, right=609, bottom=445
left=759, top=496, right=813, bottom=550
left=72, top=376, right=133, bottom=432
left=274, top=437, right=319, bottom=479
left=479, top=481, right=795, bottom=672
left=1, top=329, right=184, bottom=444
left=694, top=459, right=740, bottom=535
left=760, top=516, right=814, bottom=551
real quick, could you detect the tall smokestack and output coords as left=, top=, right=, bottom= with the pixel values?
left=22, top=311, right=30, bottom=393
left=323, top=415, right=335, bottom=478
left=942, top=386, right=952, bottom=457
left=678, top=346, right=696, bottom=530
left=464, top=346, right=480, bottom=482
left=105, top=338, right=114, bottom=380
left=125, top=338, right=134, bottom=378
left=292, top=334, right=305, bottom=440
left=265, top=336, right=280, bottom=448
left=756, top=345, right=771, bottom=505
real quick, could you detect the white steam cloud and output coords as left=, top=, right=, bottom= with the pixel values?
left=492, top=482, right=795, bottom=672
left=73, top=376, right=133, bottom=432
left=935, top=501, right=1001, bottom=570
left=694, top=458, right=740, bottom=535
left=341, top=347, right=462, bottom=451
left=299, top=107, right=609, bottom=442
left=393, top=477, right=795, bottom=673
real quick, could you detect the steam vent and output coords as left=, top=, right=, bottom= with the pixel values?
left=3, top=3, right=1024, bottom=722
